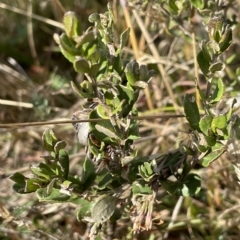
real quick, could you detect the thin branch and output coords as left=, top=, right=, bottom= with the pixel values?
left=190, top=7, right=201, bottom=109
left=163, top=196, right=184, bottom=239
left=0, top=114, right=185, bottom=129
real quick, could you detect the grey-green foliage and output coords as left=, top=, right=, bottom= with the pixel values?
left=10, top=2, right=237, bottom=238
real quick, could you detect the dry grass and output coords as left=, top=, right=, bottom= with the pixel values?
left=1, top=0, right=240, bottom=239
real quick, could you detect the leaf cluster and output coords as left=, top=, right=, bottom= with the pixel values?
left=10, top=1, right=238, bottom=238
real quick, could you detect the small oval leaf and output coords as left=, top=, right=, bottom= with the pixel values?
left=210, top=78, right=224, bottom=103
left=42, top=129, right=59, bottom=151
left=63, top=12, right=81, bottom=38
left=36, top=188, right=71, bottom=203
left=92, top=195, right=116, bottom=224
left=201, top=142, right=225, bottom=167
left=184, top=94, right=200, bottom=131
left=211, top=115, right=227, bottom=133
left=54, top=141, right=67, bottom=153
left=95, top=124, right=120, bottom=140
left=199, top=115, right=213, bottom=136
left=220, top=28, right=232, bottom=52
left=74, top=58, right=90, bottom=74
left=59, top=149, right=69, bottom=180
left=209, top=62, right=225, bottom=73
left=197, top=50, right=210, bottom=75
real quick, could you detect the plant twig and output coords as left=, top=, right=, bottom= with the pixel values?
left=0, top=114, right=185, bottom=128
left=163, top=196, right=184, bottom=239
left=190, top=7, right=201, bottom=108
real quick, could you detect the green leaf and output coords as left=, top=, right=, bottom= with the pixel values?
left=139, top=162, right=155, bottom=181
left=197, top=51, right=210, bottom=75
left=81, top=158, right=96, bottom=190
left=111, top=100, right=126, bottom=116
left=36, top=188, right=71, bottom=203
left=132, top=181, right=152, bottom=195
left=209, top=62, right=225, bottom=73
left=124, top=60, right=139, bottom=86
left=59, top=33, right=79, bottom=63
left=96, top=171, right=113, bottom=190
left=190, top=0, right=204, bottom=9
left=88, top=141, right=101, bottom=158
left=201, top=41, right=212, bottom=62
left=25, top=178, right=46, bottom=193
left=127, top=156, right=149, bottom=182
left=207, top=17, right=223, bottom=42
left=211, top=115, right=227, bottom=133
left=116, top=84, right=135, bottom=117
left=160, top=179, right=179, bottom=195
left=209, top=78, right=224, bottom=103
left=92, top=195, right=116, bottom=224
left=201, top=142, right=225, bottom=167
left=184, top=94, right=200, bottom=131
left=181, top=160, right=192, bottom=178
left=30, top=163, right=53, bottom=180
left=127, top=120, right=140, bottom=140
left=139, top=65, right=148, bottom=81
left=220, top=28, right=232, bottom=52
left=46, top=178, right=57, bottom=195
left=88, top=50, right=102, bottom=63
left=12, top=183, right=25, bottom=194
left=97, top=81, right=119, bottom=96
left=90, top=63, right=101, bottom=77
left=74, top=58, right=90, bottom=74
left=71, top=81, right=94, bottom=99
left=144, top=162, right=153, bottom=175
left=160, top=150, right=185, bottom=169
left=74, top=29, right=96, bottom=48
left=54, top=140, right=67, bottom=153
left=10, top=172, right=26, bottom=185
left=58, top=149, right=69, bottom=180
left=42, top=129, right=59, bottom=152
left=88, top=13, right=100, bottom=24
left=179, top=174, right=201, bottom=196
left=44, top=162, right=63, bottom=177
left=207, top=41, right=220, bottom=53
left=80, top=80, right=94, bottom=96
left=198, top=144, right=209, bottom=153
left=169, top=0, right=179, bottom=13
left=197, top=132, right=214, bottom=150
left=63, top=12, right=81, bottom=39
left=82, top=39, right=97, bottom=57
left=96, top=104, right=110, bottom=119
left=89, top=110, right=119, bottom=143
left=95, top=124, right=121, bottom=140
left=204, top=134, right=216, bottom=147
left=76, top=199, right=94, bottom=221
left=199, top=115, right=213, bottom=136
